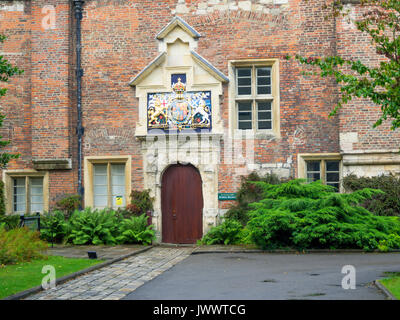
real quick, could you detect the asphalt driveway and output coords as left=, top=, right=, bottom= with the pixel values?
left=124, top=252, right=400, bottom=300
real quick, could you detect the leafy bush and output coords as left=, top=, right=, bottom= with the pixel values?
left=225, top=172, right=285, bottom=225
left=66, top=208, right=119, bottom=245
left=200, top=219, right=247, bottom=245
left=0, top=215, right=19, bottom=230
left=343, top=174, right=400, bottom=216
left=126, top=190, right=154, bottom=217
left=55, top=194, right=81, bottom=219
left=246, top=179, right=400, bottom=251
left=0, top=226, right=47, bottom=265
left=116, top=214, right=155, bottom=245
left=40, top=211, right=69, bottom=243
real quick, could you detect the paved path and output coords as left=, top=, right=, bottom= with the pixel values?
left=25, top=247, right=193, bottom=300
left=124, top=252, right=400, bottom=300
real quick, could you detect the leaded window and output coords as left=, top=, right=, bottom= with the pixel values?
left=236, top=66, right=273, bottom=131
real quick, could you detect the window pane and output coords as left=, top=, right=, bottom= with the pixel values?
left=307, top=172, right=320, bottom=182
left=94, top=185, right=107, bottom=195
left=257, top=67, right=271, bottom=77
left=326, top=161, right=339, bottom=172
left=326, top=172, right=339, bottom=182
left=257, top=85, right=271, bottom=95
left=238, top=78, right=251, bottom=86
left=94, top=195, right=107, bottom=207
left=94, top=164, right=108, bottom=208
left=94, top=164, right=107, bottom=175
left=13, top=178, right=26, bottom=213
left=258, top=112, right=271, bottom=120
left=111, top=164, right=125, bottom=208
left=238, top=102, right=252, bottom=111
left=238, top=121, right=252, bottom=130
left=94, top=174, right=107, bottom=185
left=307, top=161, right=320, bottom=172
left=237, top=68, right=251, bottom=77
left=257, top=102, right=271, bottom=111
left=238, top=86, right=251, bottom=95
left=256, top=67, right=271, bottom=95
left=258, top=121, right=272, bottom=130
left=237, top=68, right=252, bottom=96
left=239, top=112, right=252, bottom=121
left=30, top=178, right=43, bottom=199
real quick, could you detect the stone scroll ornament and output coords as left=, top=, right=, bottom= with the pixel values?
left=147, top=76, right=211, bottom=132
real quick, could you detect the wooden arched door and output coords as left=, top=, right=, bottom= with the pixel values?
left=161, top=164, right=203, bottom=244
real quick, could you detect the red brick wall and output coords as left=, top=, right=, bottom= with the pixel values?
left=1, top=0, right=397, bottom=211
left=336, top=4, right=400, bottom=151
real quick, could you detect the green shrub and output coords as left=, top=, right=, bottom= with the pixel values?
left=0, top=226, right=47, bottom=265
left=224, top=172, right=285, bottom=225
left=66, top=208, right=119, bottom=245
left=200, top=219, right=246, bottom=245
left=40, top=211, right=69, bottom=243
left=126, top=189, right=154, bottom=217
left=343, top=174, right=400, bottom=216
left=246, top=179, right=400, bottom=251
left=116, top=214, right=155, bottom=245
left=0, top=215, right=19, bottom=230
left=55, top=194, right=81, bottom=219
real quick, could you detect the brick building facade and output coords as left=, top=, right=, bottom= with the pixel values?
left=1, top=0, right=399, bottom=243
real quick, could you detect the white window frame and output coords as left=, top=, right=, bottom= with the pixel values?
left=84, top=156, right=132, bottom=209
left=228, top=59, right=280, bottom=139
left=297, top=153, right=342, bottom=192
left=3, top=170, right=49, bottom=215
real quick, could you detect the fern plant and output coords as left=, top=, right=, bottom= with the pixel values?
left=116, top=214, right=155, bottom=245
left=66, top=208, right=119, bottom=245
left=40, top=210, right=69, bottom=243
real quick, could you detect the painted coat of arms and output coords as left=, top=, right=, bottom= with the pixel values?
left=147, top=76, right=211, bottom=131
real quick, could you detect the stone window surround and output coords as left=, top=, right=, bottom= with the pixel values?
left=297, top=153, right=343, bottom=191
left=228, top=59, right=281, bottom=139
left=3, top=170, right=49, bottom=215
left=83, top=156, right=132, bottom=208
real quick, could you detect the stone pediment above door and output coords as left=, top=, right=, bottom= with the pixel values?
left=129, top=16, right=228, bottom=137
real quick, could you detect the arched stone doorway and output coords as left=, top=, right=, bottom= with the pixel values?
left=161, top=163, right=203, bottom=244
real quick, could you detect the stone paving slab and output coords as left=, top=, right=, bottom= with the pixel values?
left=46, top=244, right=149, bottom=260
left=25, top=247, right=193, bottom=300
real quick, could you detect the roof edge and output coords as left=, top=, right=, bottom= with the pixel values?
left=156, top=16, right=201, bottom=40
left=129, top=52, right=167, bottom=86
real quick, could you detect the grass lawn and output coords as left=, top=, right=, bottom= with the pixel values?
left=380, top=272, right=400, bottom=300
left=0, top=255, right=103, bottom=299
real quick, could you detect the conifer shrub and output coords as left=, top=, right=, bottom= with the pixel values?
left=246, top=179, right=400, bottom=250
left=343, top=174, right=400, bottom=216
left=202, top=179, right=400, bottom=251
left=224, top=172, right=285, bottom=225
